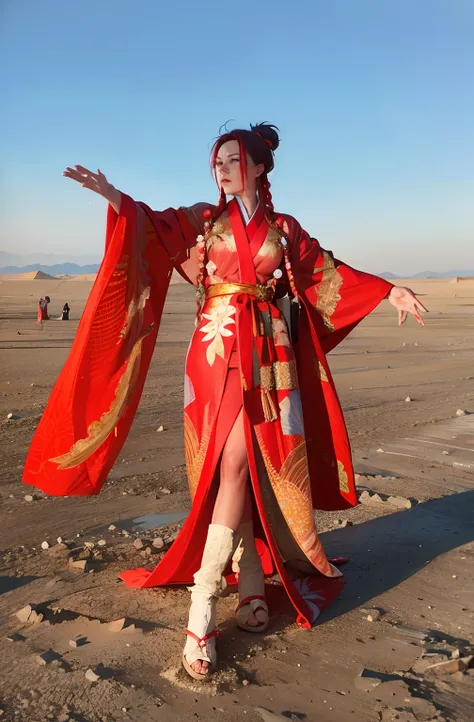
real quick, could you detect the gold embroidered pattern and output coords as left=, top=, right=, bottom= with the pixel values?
left=260, top=365, right=274, bottom=390
left=50, top=207, right=154, bottom=471
left=254, top=429, right=333, bottom=577
left=184, top=406, right=212, bottom=499
left=314, top=250, right=343, bottom=331
left=338, top=460, right=349, bottom=493
left=50, top=328, right=151, bottom=469
left=318, top=361, right=328, bottom=382
left=274, top=360, right=298, bottom=390
left=206, top=211, right=236, bottom=253
left=259, top=360, right=298, bottom=392
left=255, top=225, right=285, bottom=261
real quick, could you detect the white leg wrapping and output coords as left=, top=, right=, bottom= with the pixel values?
left=183, top=524, right=235, bottom=668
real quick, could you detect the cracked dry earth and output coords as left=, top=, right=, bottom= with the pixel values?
left=0, top=277, right=473, bottom=722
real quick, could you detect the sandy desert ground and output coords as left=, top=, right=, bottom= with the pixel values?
left=0, top=276, right=473, bottom=722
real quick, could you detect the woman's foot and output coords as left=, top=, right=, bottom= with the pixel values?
left=182, top=524, right=235, bottom=681
left=236, top=593, right=269, bottom=632
left=182, top=628, right=217, bottom=680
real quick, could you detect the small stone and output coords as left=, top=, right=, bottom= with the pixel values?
left=413, top=653, right=448, bottom=674
left=405, top=396, right=411, bottom=402
left=41, top=541, right=50, bottom=550
left=37, top=650, right=61, bottom=665
left=69, top=635, right=87, bottom=648
left=387, top=495, right=413, bottom=510
left=353, top=668, right=383, bottom=692
left=85, top=668, right=100, bottom=683
left=152, top=537, right=165, bottom=549
left=358, top=490, right=372, bottom=504
left=56, top=536, right=62, bottom=544
left=377, top=448, right=384, bottom=453
left=255, top=708, right=288, bottom=722
left=367, top=610, right=381, bottom=622
left=24, top=494, right=37, bottom=502
left=424, top=657, right=468, bottom=675
left=133, top=538, right=146, bottom=550
left=29, top=610, right=44, bottom=624
left=361, top=607, right=382, bottom=620
left=242, top=679, right=250, bottom=686
left=49, top=543, right=70, bottom=558
left=108, top=525, right=116, bottom=531
left=156, top=425, right=164, bottom=432
left=108, top=617, right=132, bottom=632
left=451, top=648, right=461, bottom=658
left=15, top=604, right=35, bottom=623
left=442, top=450, right=450, bottom=455
left=408, top=697, right=437, bottom=717
left=84, top=541, right=94, bottom=549
left=98, top=539, right=106, bottom=547
left=380, top=711, right=417, bottom=722
left=456, top=409, right=466, bottom=416
left=140, top=548, right=152, bottom=558
left=340, top=519, right=353, bottom=527
left=160, top=487, right=171, bottom=495
left=68, top=559, right=89, bottom=571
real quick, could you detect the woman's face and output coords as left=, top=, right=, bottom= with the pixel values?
left=214, top=140, right=264, bottom=197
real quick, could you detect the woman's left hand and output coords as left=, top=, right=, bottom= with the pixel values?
left=388, top=286, right=428, bottom=326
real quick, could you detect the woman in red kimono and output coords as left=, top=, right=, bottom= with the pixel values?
left=37, top=296, right=51, bottom=322
left=23, top=123, right=426, bottom=681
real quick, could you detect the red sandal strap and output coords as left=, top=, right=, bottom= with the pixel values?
left=185, top=629, right=219, bottom=649
left=236, top=595, right=267, bottom=613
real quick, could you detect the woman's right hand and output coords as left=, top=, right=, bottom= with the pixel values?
left=63, top=165, right=121, bottom=212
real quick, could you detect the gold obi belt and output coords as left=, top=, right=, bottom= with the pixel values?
left=205, top=282, right=274, bottom=303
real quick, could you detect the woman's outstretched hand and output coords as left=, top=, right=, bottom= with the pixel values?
left=63, top=165, right=121, bottom=212
left=388, top=286, right=428, bottom=326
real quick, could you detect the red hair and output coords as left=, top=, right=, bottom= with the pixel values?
left=209, top=122, right=280, bottom=222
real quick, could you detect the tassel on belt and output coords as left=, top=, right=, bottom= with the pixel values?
left=205, top=282, right=274, bottom=302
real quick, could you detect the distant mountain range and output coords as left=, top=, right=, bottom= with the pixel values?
left=0, top=262, right=472, bottom=279
left=379, top=270, right=474, bottom=279
left=0, top=263, right=100, bottom=275
left=0, top=251, right=100, bottom=267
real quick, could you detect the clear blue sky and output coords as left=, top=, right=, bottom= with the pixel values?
left=1, top=0, right=472, bottom=273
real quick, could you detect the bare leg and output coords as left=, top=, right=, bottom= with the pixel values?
left=190, top=409, right=249, bottom=675
left=212, top=409, right=249, bottom=530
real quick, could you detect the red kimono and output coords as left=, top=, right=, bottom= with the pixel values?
left=23, top=194, right=392, bottom=628
left=37, top=298, right=50, bottom=322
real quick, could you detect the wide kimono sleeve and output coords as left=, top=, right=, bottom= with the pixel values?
left=22, top=195, right=211, bottom=497
left=277, top=215, right=394, bottom=511
left=285, top=216, right=394, bottom=353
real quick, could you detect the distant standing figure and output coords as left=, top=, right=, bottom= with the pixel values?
left=61, top=303, right=70, bottom=320
left=37, top=296, right=51, bottom=323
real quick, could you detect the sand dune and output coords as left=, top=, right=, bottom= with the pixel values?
left=70, top=273, right=98, bottom=281
left=0, top=270, right=58, bottom=281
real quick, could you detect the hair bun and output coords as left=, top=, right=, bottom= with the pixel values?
left=250, top=122, right=280, bottom=152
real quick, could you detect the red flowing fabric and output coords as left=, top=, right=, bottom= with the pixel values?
left=23, top=195, right=194, bottom=495
left=23, top=195, right=393, bottom=627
